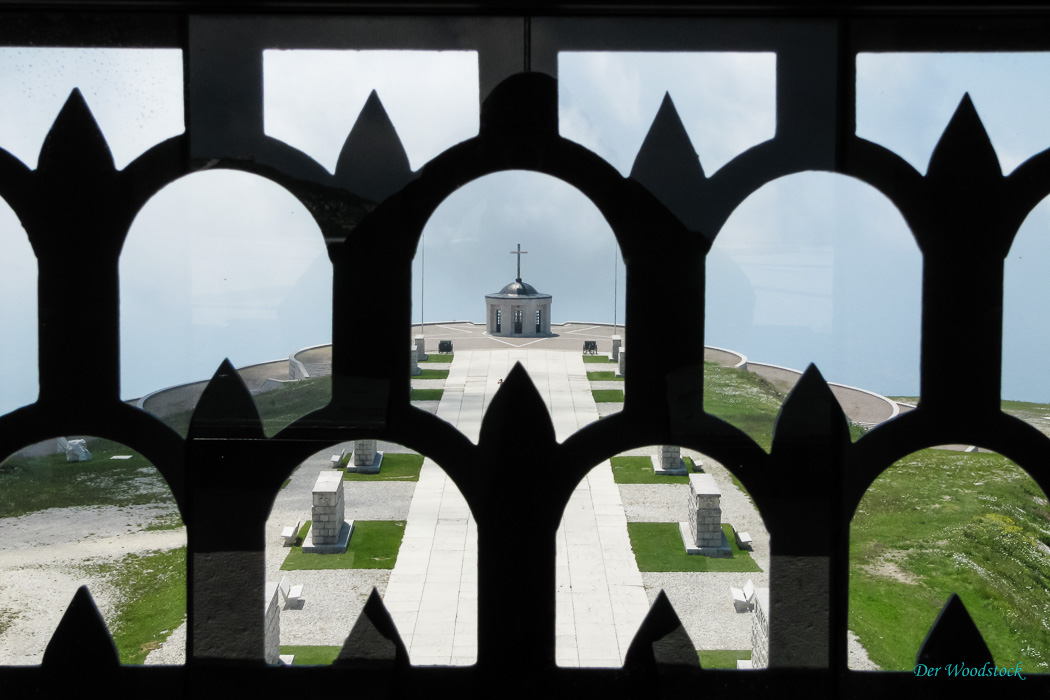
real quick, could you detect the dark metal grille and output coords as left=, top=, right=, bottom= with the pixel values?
left=2, top=5, right=1049, bottom=699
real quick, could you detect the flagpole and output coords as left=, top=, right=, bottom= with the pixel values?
left=613, top=245, right=618, bottom=334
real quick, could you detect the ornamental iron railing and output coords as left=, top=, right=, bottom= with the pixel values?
left=1, top=6, right=1049, bottom=699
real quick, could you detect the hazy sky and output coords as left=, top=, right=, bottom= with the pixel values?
left=1, top=48, right=1050, bottom=409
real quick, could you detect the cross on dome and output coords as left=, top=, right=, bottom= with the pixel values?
left=510, top=243, right=528, bottom=282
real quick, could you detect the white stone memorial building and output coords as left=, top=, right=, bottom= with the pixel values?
left=484, top=244, right=553, bottom=338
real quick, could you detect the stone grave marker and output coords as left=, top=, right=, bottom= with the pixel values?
left=415, top=335, right=427, bottom=362
left=349, top=439, right=383, bottom=474
left=679, top=473, right=730, bottom=555
left=654, top=444, right=687, bottom=476
left=410, top=345, right=421, bottom=376
left=303, top=471, right=353, bottom=554
left=65, top=439, right=92, bottom=462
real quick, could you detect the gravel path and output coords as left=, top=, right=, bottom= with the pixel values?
left=0, top=504, right=187, bottom=665
left=622, top=448, right=771, bottom=654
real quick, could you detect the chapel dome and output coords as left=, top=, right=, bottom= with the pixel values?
left=486, top=279, right=551, bottom=299
left=499, top=280, right=540, bottom=296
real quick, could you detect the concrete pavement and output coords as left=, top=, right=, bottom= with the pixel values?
left=383, top=350, right=651, bottom=666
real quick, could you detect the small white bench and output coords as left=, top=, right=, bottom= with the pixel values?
left=279, top=576, right=304, bottom=606
left=279, top=654, right=295, bottom=666
left=731, top=579, right=756, bottom=612
left=330, top=448, right=346, bottom=467
left=280, top=520, right=301, bottom=546
left=735, top=530, right=753, bottom=550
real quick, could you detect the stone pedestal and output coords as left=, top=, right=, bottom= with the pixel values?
left=303, top=471, right=352, bottom=554
left=654, top=444, right=686, bottom=475
left=65, top=438, right=92, bottom=462
left=680, top=473, right=729, bottom=555
left=349, top=439, right=383, bottom=474
left=611, top=335, right=622, bottom=362
left=264, top=582, right=281, bottom=665
left=415, top=335, right=427, bottom=362
left=617, top=348, right=625, bottom=378
left=410, top=345, right=421, bottom=376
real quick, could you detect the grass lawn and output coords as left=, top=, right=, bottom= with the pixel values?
left=421, top=354, right=454, bottom=363
left=281, top=520, right=405, bottom=571
left=702, top=362, right=782, bottom=450
left=253, top=376, right=333, bottom=436
left=280, top=645, right=342, bottom=665
left=610, top=455, right=695, bottom=484
left=341, top=453, right=424, bottom=482
left=414, top=369, right=450, bottom=379
left=583, top=355, right=615, bottom=363
left=698, top=649, right=751, bottom=668
left=628, top=523, right=761, bottom=573
left=78, top=547, right=187, bottom=665
left=0, top=440, right=176, bottom=519
left=411, top=389, right=444, bottom=401
left=850, top=449, right=1050, bottom=672
left=156, top=375, right=335, bottom=437
left=586, top=371, right=623, bottom=381
left=592, top=389, right=625, bottom=403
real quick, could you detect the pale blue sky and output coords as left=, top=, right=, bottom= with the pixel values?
left=1, top=48, right=1049, bottom=409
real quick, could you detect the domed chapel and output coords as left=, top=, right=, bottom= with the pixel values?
left=485, top=244, right=553, bottom=337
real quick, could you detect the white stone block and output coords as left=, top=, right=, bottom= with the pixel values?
left=65, top=439, right=92, bottom=462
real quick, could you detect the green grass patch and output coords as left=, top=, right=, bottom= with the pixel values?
left=703, top=362, right=781, bottom=451
left=850, top=449, right=1050, bottom=672
left=78, top=547, right=186, bottom=665
left=0, top=441, right=176, bottom=519
left=414, top=369, right=449, bottom=379
left=1000, top=398, right=1050, bottom=432
left=254, top=376, right=333, bottom=436
left=143, top=512, right=185, bottom=532
left=697, top=649, right=751, bottom=669
left=157, top=376, right=335, bottom=438
left=0, top=609, right=20, bottom=638
left=592, top=389, right=624, bottom=403
left=342, top=453, right=424, bottom=482
left=411, top=389, right=444, bottom=401
left=281, top=520, right=405, bottom=571
left=586, top=371, right=623, bottom=381
left=1001, top=398, right=1050, bottom=412
left=422, top=354, right=454, bottom=363
left=583, top=355, right=615, bottom=363
left=610, top=456, right=690, bottom=484
left=628, top=523, right=761, bottom=573
left=280, top=645, right=342, bottom=665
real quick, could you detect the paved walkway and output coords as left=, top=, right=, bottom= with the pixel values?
left=383, top=349, right=651, bottom=666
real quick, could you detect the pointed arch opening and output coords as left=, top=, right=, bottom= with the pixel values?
left=1004, top=193, right=1050, bottom=406
left=556, top=443, right=769, bottom=668
left=857, top=52, right=1050, bottom=177
left=265, top=438, right=477, bottom=666
left=412, top=170, right=625, bottom=353
left=0, top=48, right=183, bottom=171
left=849, top=445, right=1050, bottom=671
left=709, top=172, right=920, bottom=402
left=557, top=51, right=776, bottom=177
left=0, top=196, right=37, bottom=415
left=120, top=170, right=332, bottom=413
left=0, top=436, right=186, bottom=665
left=262, top=50, right=479, bottom=174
